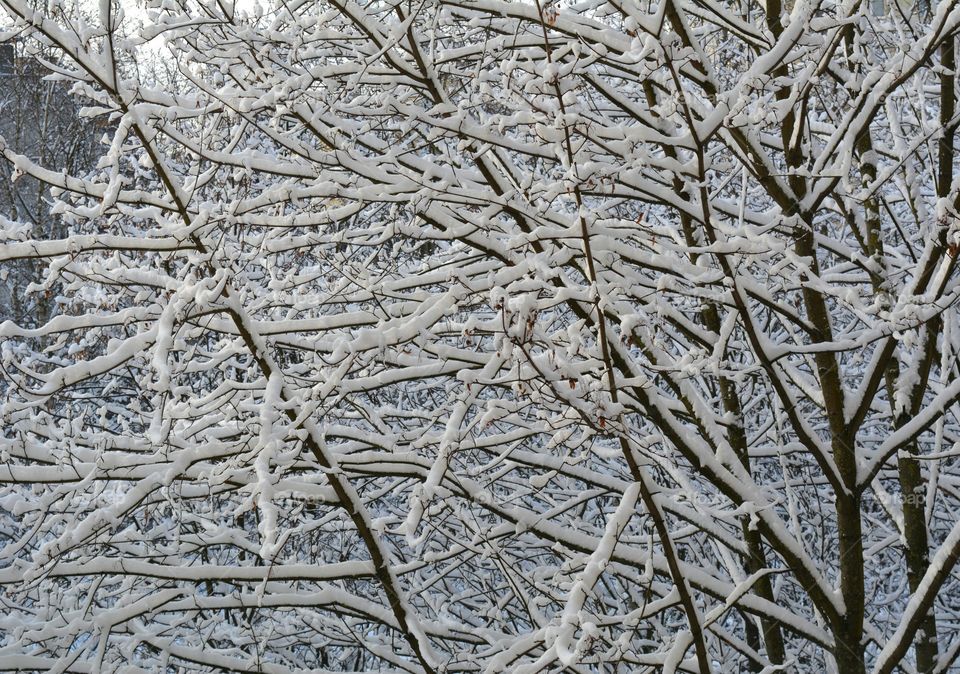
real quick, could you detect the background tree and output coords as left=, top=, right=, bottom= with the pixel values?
left=1, top=0, right=960, bottom=672
left=0, top=38, right=100, bottom=326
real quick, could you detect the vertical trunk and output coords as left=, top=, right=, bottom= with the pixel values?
left=937, top=37, right=955, bottom=204
left=779, top=12, right=868, bottom=665
left=897, top=440, right=938, bottom=674
left=798, top=219, right=866, bottom=673
left=834, top=481, right=866, bottom=674
left=857, top=89, right=940, bottom=672
left=891, top=324, right=941, bottom=674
